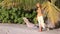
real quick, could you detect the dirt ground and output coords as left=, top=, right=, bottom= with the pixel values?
left=0, top=23, right=60, bottom=34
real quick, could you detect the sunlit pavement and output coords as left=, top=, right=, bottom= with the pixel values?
left=0, top=23, right=60, bottom=34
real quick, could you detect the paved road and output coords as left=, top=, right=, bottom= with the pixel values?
left=0, top=23, right=60, bottom=34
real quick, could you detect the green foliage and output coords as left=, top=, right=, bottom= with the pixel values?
left=0, top=0, right=60, bottom=24
left=0, top=6, right=37, bottom=24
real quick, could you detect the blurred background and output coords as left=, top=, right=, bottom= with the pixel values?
left=0, top=0, right=60, bottom=24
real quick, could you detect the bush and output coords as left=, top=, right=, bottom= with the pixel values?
left=0, top=7, right=37, bottom=24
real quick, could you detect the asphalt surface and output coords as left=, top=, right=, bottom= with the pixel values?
left=0, top=23, right=60, bottom=34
